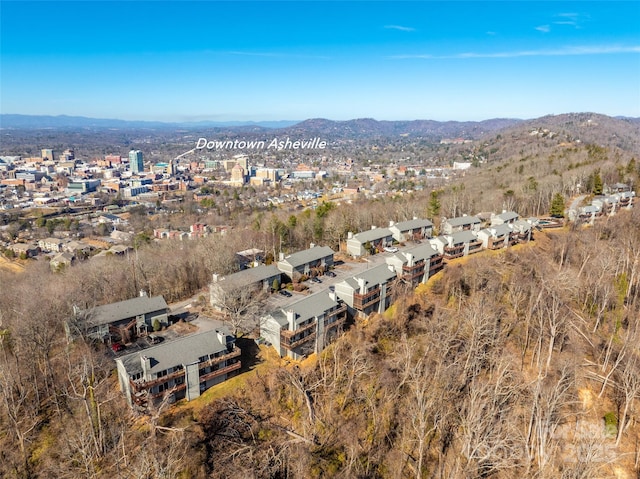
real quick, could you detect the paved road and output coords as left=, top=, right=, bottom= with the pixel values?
left=569, top=194, right=587, bottom=212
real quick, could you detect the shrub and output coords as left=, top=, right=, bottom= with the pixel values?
left=604, top=411, right=618, bottom=437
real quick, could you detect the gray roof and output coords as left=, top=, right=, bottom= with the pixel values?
left=352, top=227, right=393, bottom=243
left=219, top=264, right=281, bottom=288
left=445, top=216, right=481, bottom=227
left=497, top=211, right=519, bottom=222
left=391, top=218, right=433, bottom=231
left=278, top=245, right=334, bottom=268
left=483, top=224, right=512, bottom=237
left=403, top=242, right=440, bottom=260
left=512, top=220, right=532, bottom=233
left=118, top=328, right=231, bottom=376
left=352, top=263, right=397, bottom=287
left=286, top=291, right=339, bottom=325
left=84, top=295, right=168, bottom=327
left=449, top=230, right=478, bottom=245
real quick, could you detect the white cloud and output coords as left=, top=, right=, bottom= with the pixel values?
left=535, top=25, right=551, bottom=33
left=553, top=12, right=585, bottom=28
left=384, top=25, right=416, bottom=32
left=390, top=45, right=640, bottom=60
left=224, top=51, right=331, bottom=60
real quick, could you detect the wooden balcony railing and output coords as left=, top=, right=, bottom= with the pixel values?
left=468, top=240, right=483, bottom=254
left=130, top=348, right=241, bottom=392
left=325, top=304, right=347, bottom=320
left=325, top=315, right=346, bottom=332
left=280, top=320, right=317, bottom=340
left=281, top=331, right=316, bottom=350
left=487, top=238, right=506, bottom=250
left=429, top=258, right=444, bottom=273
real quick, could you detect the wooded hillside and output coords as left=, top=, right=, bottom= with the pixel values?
left=1, top=207, right=639, bottom=478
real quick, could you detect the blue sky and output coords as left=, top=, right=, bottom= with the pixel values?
left=1, top=1, right=639, bottom=122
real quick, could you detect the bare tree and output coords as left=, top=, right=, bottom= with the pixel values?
left=210, top=280, right=269, bottom=335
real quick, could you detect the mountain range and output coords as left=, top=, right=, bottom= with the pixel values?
left=1, top=113, right=639, bottom=147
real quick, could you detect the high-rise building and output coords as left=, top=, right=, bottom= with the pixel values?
left=41, top=149, right=55, bottom=161
left=129, top=150, right=144, bottom=174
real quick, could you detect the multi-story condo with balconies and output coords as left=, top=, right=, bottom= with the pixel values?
left=385, top=242, right=444, bottom=285
left=334, top=263, right=397, bottom=318
left=115, top=328, right=240, bottom=408
left=260, top=291, right=347, bottom=360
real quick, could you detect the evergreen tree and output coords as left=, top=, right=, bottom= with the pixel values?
left=550, top=193, right=565, bottom=217
left=593, top=170, right=603, bottom=195
left=428, top=190, right=441, bottom=218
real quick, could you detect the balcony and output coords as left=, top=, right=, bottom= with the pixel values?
left=324, top=305, right=347, bottom=330
left=429, top=257, right=444, bottom=273
left=281, top=331, right=316, bottom=350
left=487, top=237, right=506, bottom=250
left=325, top=303, right=347, bottom=321
left=280, top=320, right=317, bottom=341
left=132, top=360, right=242, bottom=403
left=468, top=240, right=483, bottom=254
left=403, top=264, right=426, bottom=282
left=130, top=348, right=241, bottom=392
left=443, top=244, right=465, bottom=259
left=353, top=286, right=382, bottom=310
left=199, top=361, right=241, bottom=383
left=200, top=348, right=241, bottom=369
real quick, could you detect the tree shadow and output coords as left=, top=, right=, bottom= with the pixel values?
left=236, top=337, right=263, bottom=371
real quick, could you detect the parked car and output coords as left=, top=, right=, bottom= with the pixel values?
left=146, top=334, right=163, bottom=345
left=311, top=277, right=322, bottom=283
left=325, top=271, right=336, bottom=277
left=384, top=246, right=399, bottom=253
left=111, top=342, right=124, bottom=352
left=279, top=290, right=292, bottom=297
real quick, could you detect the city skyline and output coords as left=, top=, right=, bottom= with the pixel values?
left=1, top=1, right=639, bottom=122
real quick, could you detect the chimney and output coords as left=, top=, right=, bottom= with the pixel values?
left=215, top=329, right=227, bottom=346
left=141, top=355, right=152, bottom=380
left=279, top=252, right=285, bottom=261
left=413, top=216, right=418, bottom=220
left=356, top=277, right=366, bottom=294
left=371, top=225, right=377, bottom=230
left=212, top=273, right=219, bottom=283
left=139, top=290, right=147, bottom=297
left=389, top=220, right=395, bottom=227
left=328, top=291, right=337, bottom=302
left=347, top=232, right=353, bottom=239
left=286, top=309, right=296, bottom=329
left=310, top=243, right=316, bottom=249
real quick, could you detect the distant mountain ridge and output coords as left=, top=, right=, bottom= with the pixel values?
left=0, top=114, right=299, bottom=130
left=1, top=113, right=638, bottom=145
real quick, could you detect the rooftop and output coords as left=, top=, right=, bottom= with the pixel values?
left=445, top=216, right=481, bottom=227
left=351, top=227, right=393, bottom=243
left=278, top=245, right=335, bottom=268
left=391, top=218, right=433, bottom=231
left=215, top=264, right=281, bottom=289
left=118, top=327, right=232, bottom=376
left=83, top=295, right=168, bottom=327
left=448, top=230, right=478, bottom=244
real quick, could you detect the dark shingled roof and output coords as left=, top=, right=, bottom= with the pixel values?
left=84, top=295, right=168, bottom=327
